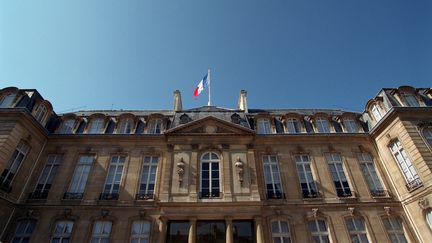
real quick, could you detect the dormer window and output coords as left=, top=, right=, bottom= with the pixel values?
left=402, top=93, right=419, bottom=107
left=315, top=118, right=330, bottom=133
left=0, top=93, right=16, bottom=108
left=343, top=119, right=358, bottom=133
left=88, top=118, right=105, bottom=134
left=148, top=119, right=163, bottom=134
left=423, top=128, right=432, bottom=146
left=118, top=118, right=134, bottom=134
left=59, top=119, right=76, bottom=134
left=179, top=114, right=191, bottom=124
left=371, top=105, right=383, bottom=121
left=231, top=113, right=241, bottom=124
left=33, top=104, right=47, bottom=123
left=286, top=118, right=301, bottom=134
left=257, top=119, right=272, bottom=134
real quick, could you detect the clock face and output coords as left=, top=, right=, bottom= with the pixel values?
left=204, top=125, right=217, bottom=134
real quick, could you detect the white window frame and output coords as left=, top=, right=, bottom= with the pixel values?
left=68, top=155, right=94, bottom=194
left=271, top=220, right=292, bottom=243
left=91, top=221, right=112, bottom=243
left=343, top=119, right=358, bottom=133
left=257, top=119, right=272, bottom=134
left=200, top=152, right=221, bottom=198
left=118, top=118, right=134, bottom=134
left=358, top=153, right=385, bottom=196
left=346, top=217, right=369, bottom=243
left=286, top=118, right=301, bottom=134
left=426, top=210, right=432, bottom=230
left=371, top=105, right=383, bottom=121
left=88, top=118, right=105, bottom=134
left=0, top=142, right=29, bottom=189
left=308, top=219, right=330, bottom=243
left=326, top=153, right=352, bottom=197
left=402, top=93, right=419, bottom=107
left=315, top=118, right=330, bottom=133
left=33, top=154, right=61, bottom=197
left=138, top=156, right=159, bottom=197
left=389, top=140, right=421, bottom=188
left=130, top=220, right=151, bottom=242
left=263, top=155, right=283, bottom=198
left=34, top=104, right=47, bottom=123
left=59, top=119, right=76, bottom=134
left=51, top=220, right=74, bottom=243
left=382, top=217, right=408, bottom=243
left=148, top=119, right=163, bottom=134
left=0, top=93, right=16, bottom=108
left=12, top=219, right=37, bottom=243
left=294, top=155, right=318, bottom=197
left=103, top=155, right=126, bottom=194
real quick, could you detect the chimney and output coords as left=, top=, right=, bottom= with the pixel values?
left=237, top=90, right=248, bottom=113
left=173, top=90, right=183, bottom=111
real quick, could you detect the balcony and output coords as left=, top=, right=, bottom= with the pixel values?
left=63, top=192, right=84, bottom=200
left=370, top=189, right=389, bottom=197
left=406, top=178, right=422, bottom=191
left=302, top=190, right=320, bottom=199
left=99, top=193, right=119, bottom=200
left=266, top=191, right=285, bottom=199
left=28, top=191, right=49, bottom=199
left=199, top=191, right=221, bottom=199
left=136, top=193, right=154, bottom=200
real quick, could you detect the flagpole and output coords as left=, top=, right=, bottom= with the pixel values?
left=208, top=69, right=211, bottom=106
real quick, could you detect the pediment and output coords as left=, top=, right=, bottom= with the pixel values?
left=165, top=116, right=254, bottom=136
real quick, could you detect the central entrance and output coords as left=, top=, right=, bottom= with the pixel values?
left=197, top=221, right=225, bottom=243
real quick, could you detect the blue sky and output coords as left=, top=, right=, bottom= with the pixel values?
left=1, top=0, right=431, bottom=113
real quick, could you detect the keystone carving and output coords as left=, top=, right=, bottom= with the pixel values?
left=348, top=207, right=355, bottom=216
left=418, top=198, right=429, bottom=210
left=384, top=206, right=391, bottom=216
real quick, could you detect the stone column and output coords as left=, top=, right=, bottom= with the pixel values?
left=254, top=216, right=265, bottom=243
left=158, top=216, right=167, bottom=243
left=188, top=218, right=197, bottom=243
left=225, top=217, right=233, bottom=243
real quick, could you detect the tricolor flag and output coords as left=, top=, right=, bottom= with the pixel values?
left=193, top=74, right=209, bottom=97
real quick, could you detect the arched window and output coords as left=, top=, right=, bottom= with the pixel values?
left=371, top=104, right=383, bottom=121
left=422, top=127, right=432, bottom=146
left=257, top=118, right=272, bottom=134
left=59, top=119, right=76, bottom=134
left=118, top=118, right=134, bottom=134
left=308, top=219, right=330, bottom=243
left=286, top=118, right=301, bottom=134
left=0, top=93, right=16, bottom=108
left=382, top=217, right=408, bottom=243
left=51, top=220, right=74, bottom=243
left=315, top=118, right=330, bottom=133
left=91, top=221, right=112, bottom=242
left=402, top=93, right=419, bottom=107
left=343, top=119, right=358, bottom=133
left=130, top=221, right=151, bottom=242
left=12, top=219, right=37, bottom=242
left=426, top=210, right=432, bottom=230
left=345, top=217, right=370, bottom=243
left=271, top=220, right=292, bottom=243
left=200, top=152, right=220, bottom=198
left=88, top=118, right=105, bottom=134
left=33, top=104, right=47, bottom=123
left=148, top=119, right=163, bottom=134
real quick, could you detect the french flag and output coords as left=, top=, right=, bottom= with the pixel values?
left=193, top=74, right=209, bottom=97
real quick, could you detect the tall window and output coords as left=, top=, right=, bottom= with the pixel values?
left=59, top=119, right=76, bottom=134
left=65, top=155, right=94, bottom=199
left=346, top=217, right=369, bottom=243
left=382, top=217, right=408, bottom=243
left=343, top=119, right=358, bottom=133
left=271, top=220, right=292, bottom=243
left=295, top=155, right=318, bottom=198
left=426, top=210, right=432, bottom=230
left=118, top=119, right=134, bottom=134
left=130, top=221, right=150, bottom=243
left=422, top=128, right=432, bottom=146
left=88, top=118, right=105, bottom=134
left=326, top=153, right=352, bottom=197
left=0, top=93, right=16, bottom=108
left=257, top=119, right=272, bottom=134
left=308, top=219, right=329, bottom=243
left=34, top=104, right=47, bottom=123
left=286, top=118, right=301, bottom=133
left=51, top=221, right=74, bottom=243
left=31, top=154, right=61, bottom=199
left=91, top=221, right=112, bottom=243
left=315, top=118, right=330, bottom=133
left=148, top=119, right=162, bottom=134
left=101, top=155, right=126, bottom=199
left=137, top=156, right=159, bottom=199
left=12, top=219, right=37, bottom=243
left=402, top=93, right=419, bottom=107
left=263, top=155, right=283, bottom=199
left=371, top=105, right=383, bottom=121
left=389, top=140, right=421, bottom=190
left=358, top=153, right=385, bottom=197
left=200, top=152, right=220, bottom=198
left=0, top=142, right=29, bottom=191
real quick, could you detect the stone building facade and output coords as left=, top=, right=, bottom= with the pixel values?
left=0, top=85, right=431, bottom=243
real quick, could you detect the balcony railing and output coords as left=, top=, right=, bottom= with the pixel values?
left=0, top=183, right=12, bottom=193
left=336, top=190, right=353, bottom=198
left=28, top=191, right=49, bottom=199
left=302, top=190, right=320, bottom=199
left=370, top=189, right=388, bottom=197
left=406, top=178, right=422, bottom=191
left=63, top=192, right=84, bottom=200
left=199, top=191, right=221, bottom=199
left=266, top=191, right=285, bottom=199
left=99, top=193, right=119, bottom=200
left=136, top=193, right=154, bottom=200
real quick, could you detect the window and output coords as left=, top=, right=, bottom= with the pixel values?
left=101, top=155, right=126, bottom=200
left=286, top=118, right=301, bottom=133
left=34, top=104, right=47, bottom=123
left=358, top=153, right=385, bottom=197
left=0, top=142, right=29, bottom=192
left=233, top=220, right=254, bottom=243
left=389, top=140, right=421, bottom=190
left=197, top=221, right=226, bottom=243
left=148, top=119, right=162, bottom=134
left=137, top=156, right=159, bottom=199
left=12, top=219, right=37, bottom=243
left=422, top=127, right=432, bottom=146
left=315, top=118, right=330, bottom=133
left=30, top=155, right=61, bottom=199
left=88, top=118, right=105, bottom=134
left=59, top=119, right=76, bottom=134
left=51, top=221, right=74, bottom=243
left=263, top=155, right=283, bottom=199
left=343, top=119, right=358, bottom=133
left=402, top=93, right=419, bottom=107
left=346, top=217, right=369, bottom=243
left=118, top=119, right=134, bottom=134
left=326, top=153, right=352, bottom=197
left=371, top=105, right=383, bottom=121
left=426, top=210, right=432, bottom=230
left=0, top=93, right=16, bottom=108
left=200, top=152, right=220, bottom=198
left=382, top=217, right=408, bottom=243
left=65, top=155, right=94, bottom=199
left=167, top=221, right=189, bottom=243
left=130, top=221, right=150, bottom=243
left=257, top=119, right=272, bottom=134
left=295, top=155, right=318, bottom=198
left=91, top=221, right=112, bottom=243
left=308, top=219, right=329, bottom=243
left=271, top=220, right=291, bottom=243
